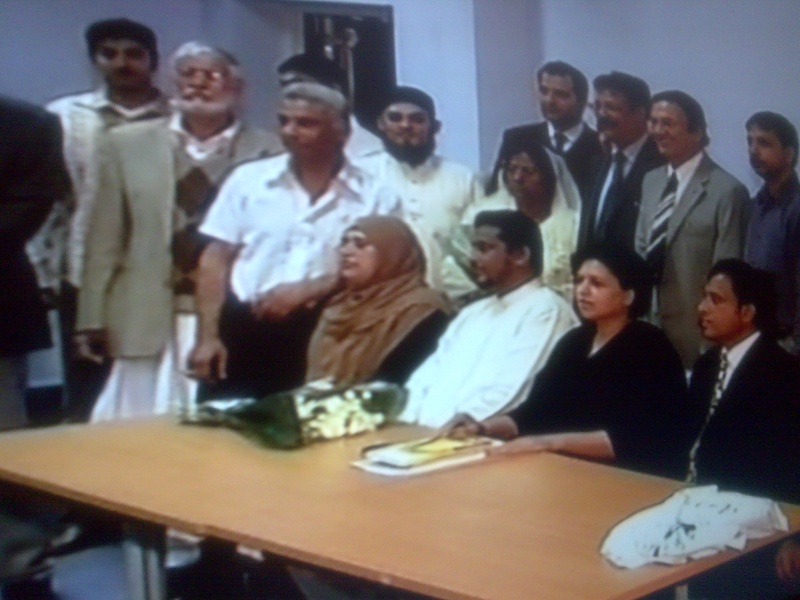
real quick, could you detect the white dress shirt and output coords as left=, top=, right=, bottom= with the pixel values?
left=200, top=154, right=400, bottom=302
left=400, top=279, right=578, bottom=427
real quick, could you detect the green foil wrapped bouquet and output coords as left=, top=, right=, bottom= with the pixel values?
left=182, top=380, right=407, bottom=449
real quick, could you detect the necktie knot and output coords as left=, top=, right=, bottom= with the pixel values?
left=662, top=172, right=678, bottom=199
left=553, top=132, right=567, bottom=154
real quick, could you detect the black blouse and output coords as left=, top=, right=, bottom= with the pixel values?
left=509, top=320, right=692, bottom=479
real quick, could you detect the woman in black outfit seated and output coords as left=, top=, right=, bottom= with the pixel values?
left=306, top=215, right=450, bottom=386
left=447, top=244, right=691, bottom=479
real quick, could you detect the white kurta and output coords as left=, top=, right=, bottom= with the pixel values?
left=400, top=279, right=577, bottom=427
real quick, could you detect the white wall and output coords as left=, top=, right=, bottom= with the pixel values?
left=473, top=0, right=542, bottom=170
left=0, top=0, right=206, bottom=102
left=539, top=0, right=800, bottom=191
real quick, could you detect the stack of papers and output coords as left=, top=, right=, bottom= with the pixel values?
left=601, top=485, right=789, bottom=568
left=352, top=435, right=501, bottom=476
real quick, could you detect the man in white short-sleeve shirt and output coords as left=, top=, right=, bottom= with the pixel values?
left=189, top=82, right=400, bottom=399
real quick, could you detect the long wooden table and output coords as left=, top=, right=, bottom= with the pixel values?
left=0, top=419, right=796, bottom=600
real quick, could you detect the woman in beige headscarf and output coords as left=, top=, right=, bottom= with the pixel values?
left=306, top=216, right=451, bottom=386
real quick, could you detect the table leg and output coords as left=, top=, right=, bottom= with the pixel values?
left=122, top=521, right=166, bottom=600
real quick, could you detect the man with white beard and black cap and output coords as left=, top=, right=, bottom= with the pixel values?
left=76, top=42, right=281, bottom=421
left=356, top=85, right=482, bottom=298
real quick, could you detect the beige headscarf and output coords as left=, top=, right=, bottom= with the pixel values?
left=306, top=216, right=450, bottom=385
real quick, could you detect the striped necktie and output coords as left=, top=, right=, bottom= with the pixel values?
left=686, top=348, right=729, bottom=484
left=646, top=173, right=678, bottom=280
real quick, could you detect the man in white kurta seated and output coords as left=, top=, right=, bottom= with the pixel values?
left=75, top=42, right=281, bottom=421
left=355, top=85, right=482, bottom=299
left=400, top=210, right=577, bottom=427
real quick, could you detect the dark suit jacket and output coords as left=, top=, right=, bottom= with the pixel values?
left=488, top=121, right=603, bottom=204
left=689, top=336, right=800, bottom=504
left=577, top=136, right=665, bottom=252
left=0, top=96, right=69, bottom=356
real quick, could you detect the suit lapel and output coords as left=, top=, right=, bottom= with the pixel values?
left=666, top=154, right=712, bottom=244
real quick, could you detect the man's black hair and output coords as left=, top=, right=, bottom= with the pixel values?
left=537, top=61, right=589, bottom=107
left=85, top=18, right=158, bottom=70
left=651, top=90, right=709, bottom=147
left=593, top=71, right=651, bottom=111
left=473, top=210, right=543, bottom=277
left=707, top=258, right=779, bottom=336
left=746, top=111, right=799, bottom=167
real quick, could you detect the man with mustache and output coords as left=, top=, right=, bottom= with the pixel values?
left=487, top=61, right=603, bottom=204
left=578, top=72, right=665, bottom=252
left=76, top=42, right=280, bottom=421
left=743, top=112, right=800, bottom=354
left=36, top=18, right=169, bottom=421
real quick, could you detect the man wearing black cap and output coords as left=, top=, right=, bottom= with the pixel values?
left=356, top=85, right=481, bottom=298
left=38, top=18, right=169, bottom=420
left=277, top=53, right=382, bottom=160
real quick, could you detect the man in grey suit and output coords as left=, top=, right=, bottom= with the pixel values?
left=635, top=90, right=750, bottom=368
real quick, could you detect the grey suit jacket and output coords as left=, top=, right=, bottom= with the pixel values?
left=77, top=118, right=281, bottom=357
left=635, top=154, right=751, bottom=367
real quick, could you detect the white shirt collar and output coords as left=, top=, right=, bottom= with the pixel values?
left=265, top=153, right=369, bottom=202
left=721, top=330, right=761, bottom=388
left=168, top=112, right=241, bottom=161
left=668, top=151, right=704, bottom=185
left=547, top=121, right=584, bottom=148
left=613, top=132, right=649, bottom=164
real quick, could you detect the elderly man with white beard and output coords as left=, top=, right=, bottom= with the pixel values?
left=75, top=41, right=281, bottom=421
